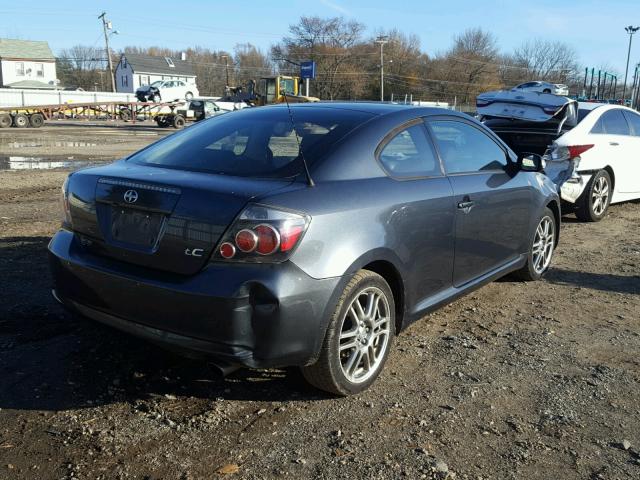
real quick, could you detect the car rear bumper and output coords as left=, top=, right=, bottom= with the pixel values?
left=48, top=229, right=341, bottom=368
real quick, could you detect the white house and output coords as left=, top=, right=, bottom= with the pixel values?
left=0, top=38, right=57, bottom=89
left=114, top=53, right=197, bottom=93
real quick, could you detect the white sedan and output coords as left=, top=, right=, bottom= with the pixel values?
left=514, top=81, right=569, bottom=96
left=548, top=103, right=640, bottom=221
left=136, top=80, right=199, bottom=103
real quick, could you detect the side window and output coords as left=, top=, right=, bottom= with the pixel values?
left=596, top=110, right=631, bottom=135
left=378, top=124, right=441, bottom=178
left=429, top=120, right=507, bottom=174
left=623, top=111, right=640, bottom=136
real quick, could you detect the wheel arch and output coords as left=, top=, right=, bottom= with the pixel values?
left=545, top=199, right=561, bottom=246
left=603, top=165, right=615, bottom=191
left=361, top=260, right=405, bottom=334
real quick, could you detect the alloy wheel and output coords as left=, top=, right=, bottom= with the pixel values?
left=532, top=216, right=555, bottom=274
left=591, top=176, right=609, bottom=217
left=338, top=287, right=391, bottom=384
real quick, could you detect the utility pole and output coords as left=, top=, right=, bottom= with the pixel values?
left=622, top=25, right=639, bottom=103
left=99, top=12, right=116, bottom=92
left=632, top=63, right=640, bottom=109
left=221, top=54, right=230, bottom=86
left=375, top=35, right=389, bottom=102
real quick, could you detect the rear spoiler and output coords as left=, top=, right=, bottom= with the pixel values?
left=477, top=90, right=578, bottom=130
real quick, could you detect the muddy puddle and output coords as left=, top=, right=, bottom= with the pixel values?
left=0, top=156, right=95, bottom=170
left=0, top=140, right=98, bottom=149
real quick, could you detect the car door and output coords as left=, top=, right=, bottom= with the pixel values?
left=204, top=101, right=217, bottom=118
left=591, top=109, right=634, bottom=193
left=621, top=110, right=640, bottom=194
left=427, top=117, right=532, bottom=287
left=164, top=81, right=177, bottom=99
left=175, top=81, right=186, bottom=99
left=376, top=120, right=455, bottom=310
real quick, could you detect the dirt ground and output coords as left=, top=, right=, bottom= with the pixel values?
left=0, top=122, right=639, bottom=480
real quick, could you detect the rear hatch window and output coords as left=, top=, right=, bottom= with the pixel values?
left=129, top=106, right=374, bottom=178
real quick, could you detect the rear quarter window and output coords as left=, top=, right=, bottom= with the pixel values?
left=377, top=123, right=441, bottom=178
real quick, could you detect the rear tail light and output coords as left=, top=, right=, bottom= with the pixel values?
left=551, top=144, right=594, bottom=161
left=214, top=204, right=310, bottom=263
left=567, top=144, right=594, bottom=158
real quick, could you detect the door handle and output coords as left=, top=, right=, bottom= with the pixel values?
left=457, top=201, right=475, bottom=209
left=609, top=142, right=619, bottom=146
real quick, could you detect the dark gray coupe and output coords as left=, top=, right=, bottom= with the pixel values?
left=49, top=103, right=560, bottom=395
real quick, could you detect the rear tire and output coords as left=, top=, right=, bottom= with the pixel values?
left=29, top=113, right=44, bottom=128
left=301, top=270, right=395, bottom=396
left=172, top=115, right=185, bottom=129
left=575, top=169, right=611, bottom=222
left=514, top=207, right=556, bottom=281
left=13, top=113, right=28, bottom=128
left=543, top=88, right=551, bottom=93
left=152, top=94, right=161, bottom=103
left=185, top=91, right=193, bottom=100
left=0, top=113, right=12, bottom=128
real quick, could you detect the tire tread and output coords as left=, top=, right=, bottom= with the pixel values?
left=301, top=270, right=391, bottom=396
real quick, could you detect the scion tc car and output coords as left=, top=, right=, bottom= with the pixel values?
left=49, top=103, right=560, bottom=395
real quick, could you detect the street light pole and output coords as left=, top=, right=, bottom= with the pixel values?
left=375, top=35, right=389, bottom=102
left=221, top=54, right=230, bottom=87
left=99, top=12, right=116, bottom=92
left=622, top=25, right=639, bottom=103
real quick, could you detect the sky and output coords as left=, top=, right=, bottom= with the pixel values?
left=1, top=0, right=639, bottom=77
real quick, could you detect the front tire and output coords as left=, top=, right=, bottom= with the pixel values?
left=514, top=207, right=556, bottom=281
left=575, top=170, right=611, bottom=222
left=185, top=91, right=193, bottom=100
left=301, top=270, right=395, bottom=396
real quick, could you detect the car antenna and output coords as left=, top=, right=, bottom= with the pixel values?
left=281, top=86, right=315, bottom=187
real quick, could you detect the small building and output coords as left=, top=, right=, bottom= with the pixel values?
left=115, top=53, right=197, bottom=93
left=0, top=38, right=57, bottom=89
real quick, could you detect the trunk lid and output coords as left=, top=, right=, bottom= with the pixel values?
left=478, top=90, right=579, bottom=192
left=67, top=161, right=295, bottom=275
left=477, top=90, right=578, bottom=124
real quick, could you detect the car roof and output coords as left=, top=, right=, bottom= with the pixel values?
left=265, top=101, right=465, bottom=119
left=578, top=102, right=608, bottom=111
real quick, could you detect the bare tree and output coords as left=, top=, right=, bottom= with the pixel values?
left=272, top=16, right=366, bottom=100
left=57, top=45, right=108, bottom=89
left=234, top=43, right=273, bottom=85
left=511, top=39, right=579, bottom=83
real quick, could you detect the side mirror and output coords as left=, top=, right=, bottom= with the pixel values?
left=519, top=153, right=545, bottom=172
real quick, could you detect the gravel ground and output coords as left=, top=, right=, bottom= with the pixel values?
left=0, top=123, right=639, bottom=480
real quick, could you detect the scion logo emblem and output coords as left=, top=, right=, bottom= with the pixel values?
left=123, top=190, right=139, bottom=204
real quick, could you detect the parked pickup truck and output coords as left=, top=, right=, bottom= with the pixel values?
left=154, top=99, right=228, bottom=128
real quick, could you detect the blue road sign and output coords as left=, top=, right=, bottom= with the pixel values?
left=300, top=61, right=316, bottom=80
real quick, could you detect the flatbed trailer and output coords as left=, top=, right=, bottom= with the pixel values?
left=0, top=100, right=185, bottom=128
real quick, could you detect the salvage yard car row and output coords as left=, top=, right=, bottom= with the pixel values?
left=478, top=90, right=640, bottom=221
